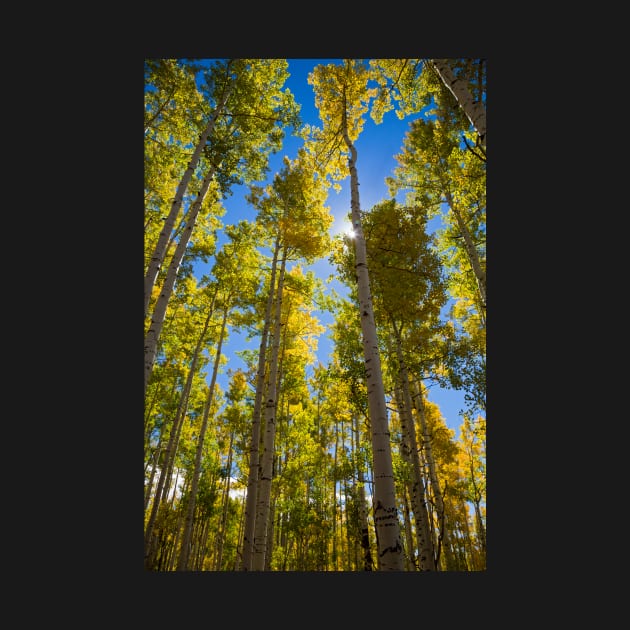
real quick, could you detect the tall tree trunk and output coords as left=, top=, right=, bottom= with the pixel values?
left=411, top=379, right=457, bottom=570
left=461, top=503, right=476, bottom=570
left=280, top=513, right=290, bottom=571
left=251, top=251, right=287, bottom=570
left=341, top=477, right=349, bottom=569
left=233, top=493, right=246, bottom=570
left=196, top=518, right=212, bottom=570
left=402, top=488, right=416, bottom=571
left=144, top=295, right=216, bottom=566
left=429, top=59, right=486, bottom=148
left=147, top=466, right=179, bottom=568
left=241, top=236, right=281, bottom=570
left=332, top=415, right=339, bottom=570
left=341, top=92, right=404, bottom=571
left=144, top=80, right=233, bottom=317
left=264, top=492, right=277, bottom=571
left=353, top=414, right=375, bottom=571
left=388, top=327, right=436, bottom=571
left=473, top=500, right=486, bottom=569
left=190, top=509, right=204, bottom=569
left=442, top=187, right=486, bottom=308
left=393, top=384, right=435, bottom=571
left=163, top=476, right=189, bottom=570
left=348, top=419, right=358, bottom=571
left=176, top=304, right=229, bottom=570
left=215, top=430, right=235, bottom=570
left=144, top=163, right=218, bottom=395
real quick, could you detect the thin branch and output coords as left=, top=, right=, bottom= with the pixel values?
left=462, top=134, right=486, bottom=163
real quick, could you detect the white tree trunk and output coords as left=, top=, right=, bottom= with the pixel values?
left=144, top=164, right=216, bottom=395
left=391, top=374, right=435, bottom=571
left=342, top=119, right=404, bottom=571
left=251, top=251, right=287, bottom=570
left=241, top=236, right=281, bottom=570
left=354, top=414, right=375, bottom=571
left=443, top=188, right=486, bottom=308
left=214, top=430, right=234, bottom=570
left=144, top=83, right=233, bottom=318
left=176, top=305, right=228, bottom=570
left=411, top=379, right=456, bottom=570
left=430, top=59, right=486, bottom=148
left=402, top=489, right=416, bottom=571
left=144, top=294, right=216, bottom=566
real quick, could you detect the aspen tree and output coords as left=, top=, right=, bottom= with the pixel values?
left=144, top=60, right=234, bottom=318
left=174, top=221, right=262, bottom=570
left=251, top=250, right=287, bottom=570
left=389, top=340, right=436, bottom=570
left=240, top=237, right=280, bottom=571
left=308, top=60, right=404, bottom=569
left=411, top=380, right=458, bottom=570
left=176, top=304, right=229, bottom=570
left=244, top=155, right=331, bottom=570
left=145, top=59, right=299, bottom=394
left=429, top=59, right=486, bottom=148
left=144, top=286, right=217, bottom=567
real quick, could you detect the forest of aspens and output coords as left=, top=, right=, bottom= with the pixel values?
left=144, top=59, right=486, bottom=571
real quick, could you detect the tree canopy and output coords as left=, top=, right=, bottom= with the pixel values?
left=144, top=58, right=486, bottom=571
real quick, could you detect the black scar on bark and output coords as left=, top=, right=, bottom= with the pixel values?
left=379, top=540, right=402, bottom=557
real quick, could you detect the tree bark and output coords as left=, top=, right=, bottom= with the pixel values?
left=144, top=438, right=164, bottom=513
left=354, top=415, right=375, bottom=571
left=442, top=187, right=486, bottom=308
left=214, top=429, right=235, bottom=570
left=241, top=236, right=281, bottom=570
left=332, top=414, right=339, bottom=570
left=144, top=293, right=216, bottom=567
left=430, top=59, right=486, bottom=148
left=176, top=304, right=229, bottom=570
left=144, top=163, right=218, bottom=395
left=401, top=488, right=417, bottom=571
left=474, top=500, right=486, bottom=568
left=251, top=250, right=287, bottom=570
left=389, top=327, right=435, bottom=570
left=144, top=80, right=233, bottom=317
left=341, top=91, right=404, bottom=571
left=411, top=379, right=456, bottom=570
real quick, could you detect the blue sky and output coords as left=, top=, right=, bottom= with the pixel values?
left=192, top=59, right=471, bottom=438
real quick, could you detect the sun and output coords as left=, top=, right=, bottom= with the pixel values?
left=337, top=218, right=355, bottom=239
